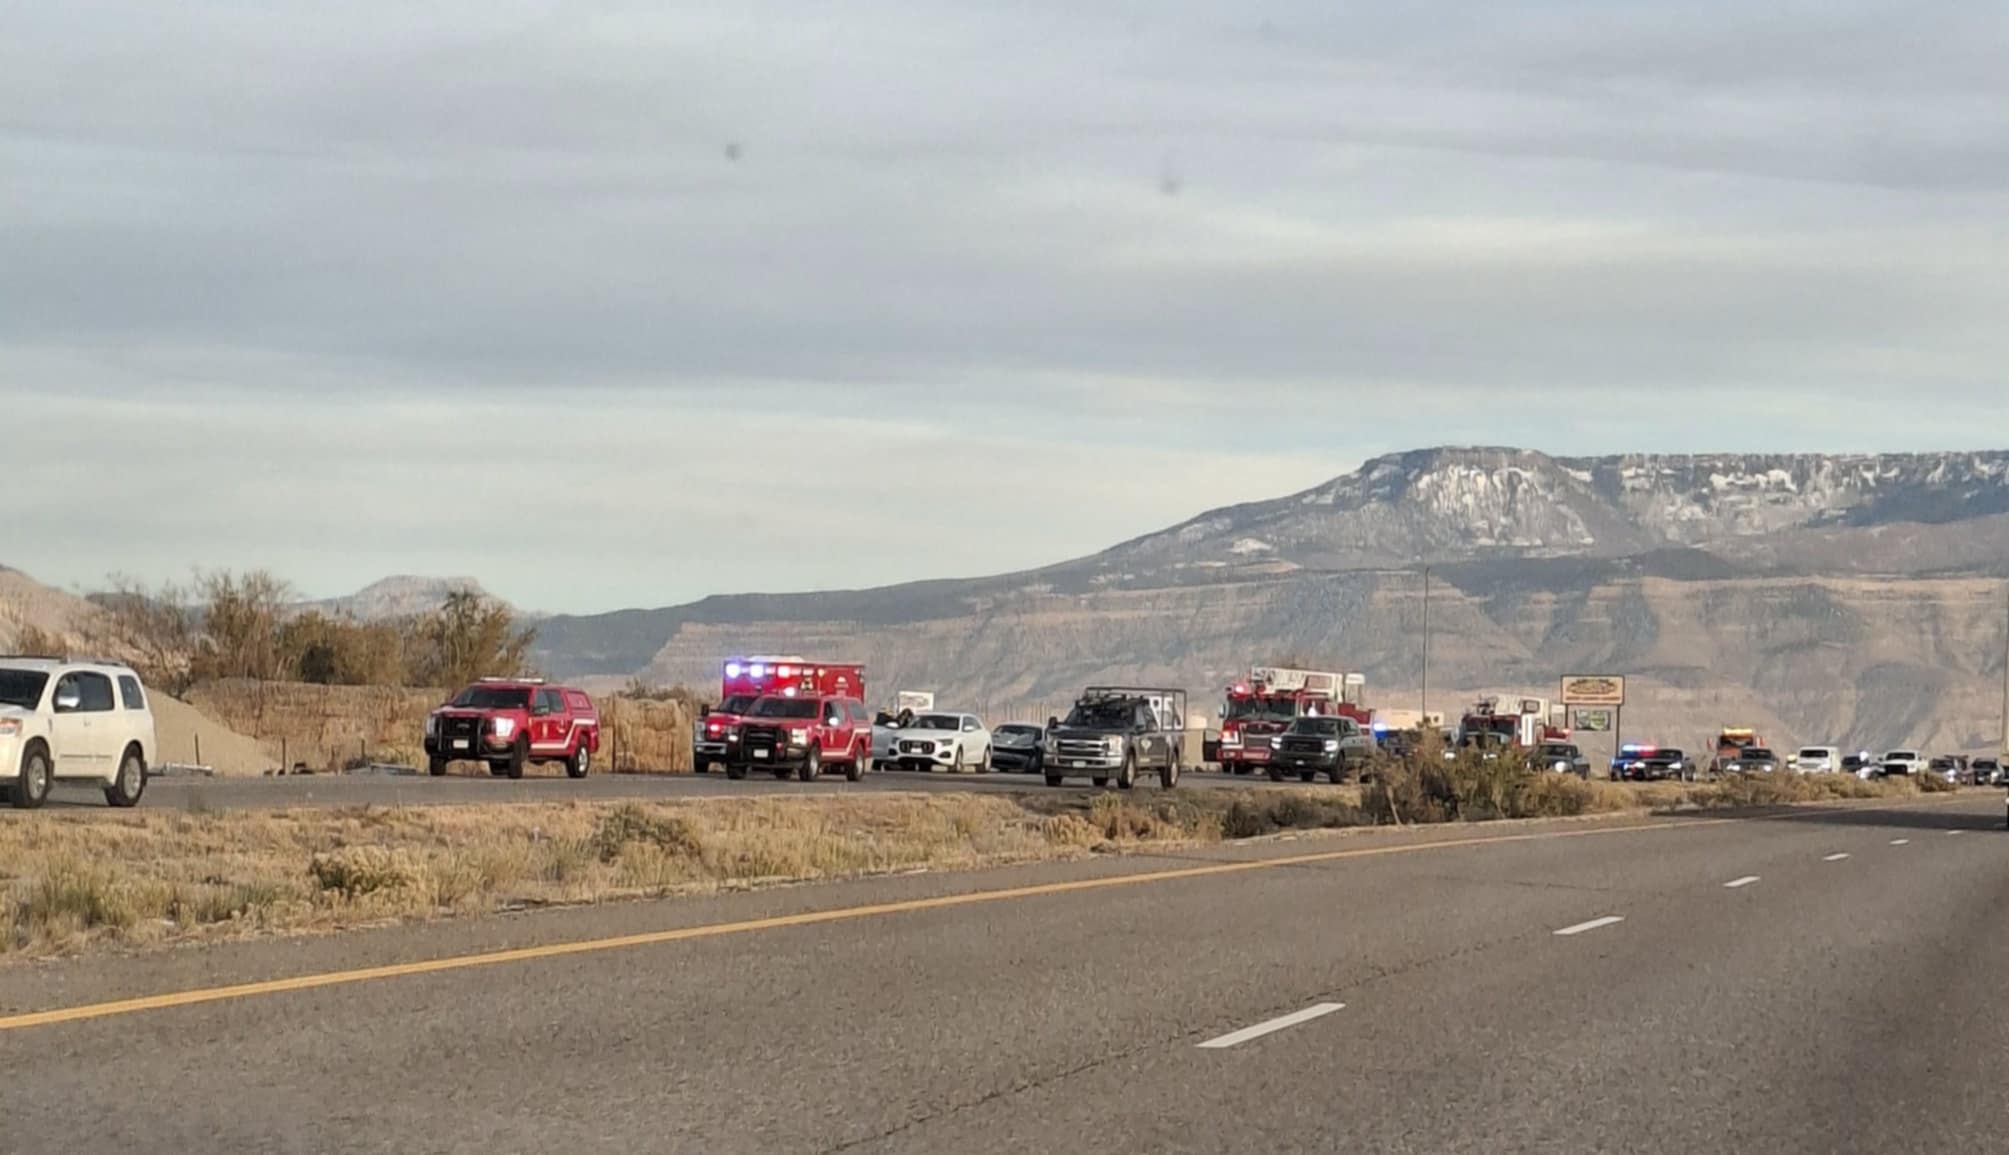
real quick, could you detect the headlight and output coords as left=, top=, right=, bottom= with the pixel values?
left=1104, top=736, right=1123, bottom=752
left=1221, top=731, right=1242, bottom=747
left=425, top=714, right=439, bottom=737
left=0, top=719, right=19, bottom=738
left=1270, top=736, right=1283, bottom=750
left=1043, top=738, right=1058, bottom=755
left=788, top=728, right=809, bottom=746
left=491, top=717, right=516, bottom=738
left=1322, top=739, right=1340, bottom=752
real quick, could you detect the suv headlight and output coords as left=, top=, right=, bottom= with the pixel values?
left=1323, top=739, right=1340, bottom=752
left=491, top=717, right=516, bottom=738
left=1221, top=730, right=1242, bottom=747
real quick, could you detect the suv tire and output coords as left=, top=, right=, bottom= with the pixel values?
left=428, top=756, right=448, bottom=777
left=566, top=744, right=591, bottom=779
left=1266, top=766, right=1286, bottom=783
left=1160, top=753, right=1180, bottom=790
left=1326, top=759, right=1348, bottom=785
left=11, top=744, right=51, bottom=810
left=844, top=743, right=864, bottom=782
left=1116, top=750, right=1136, bottom=791
left=104, top=745, right=147, bottom=808
left=725, top=761, right=747, bottom=780
left=798, top=746, right=821, bottom=782
left=505, top=736, right=528, bottom=780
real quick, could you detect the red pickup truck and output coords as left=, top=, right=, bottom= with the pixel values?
left=425, top=678, right=601, bottom=780
left=725, top=694, right=872, bottom=782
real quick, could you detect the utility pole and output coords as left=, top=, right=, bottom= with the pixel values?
left=1420, top=565, right=1431, bottom=724
left=2000, top=580, right=2008, bottom=759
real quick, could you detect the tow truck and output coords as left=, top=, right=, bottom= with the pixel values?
left=1209, top=666, right=1368, bottom=774
left=1711, top=727, right=1764, bottom=775
left=694, top=656, right=866, bottom=772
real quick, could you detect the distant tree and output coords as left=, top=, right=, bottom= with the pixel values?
left=409, top=590, right=536, bottom=689
left=191, top=569, right=294, bottom=682
left=278, top=610, right=408, bottom=686
left=98, top=574, right=199, bottom=693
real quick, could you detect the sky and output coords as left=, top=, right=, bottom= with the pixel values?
left=7, top=1, right=2008, bottom=613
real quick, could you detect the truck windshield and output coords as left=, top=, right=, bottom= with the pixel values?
left=718, top=694, right=758, bottom=715
left=450, top=686, right=531, bottom=709
left=0, top=670, right=48, bottom=709
left=1226, top=697, right=1297, bottom=722
left=1064, top=700, right=1134, bottom=728
left=1288, top=717, right=1341, bottom=736
left=750, top=698, right=820, bottom=719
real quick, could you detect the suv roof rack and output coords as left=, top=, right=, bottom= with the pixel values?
left=0, top=654, right=126, bottom=666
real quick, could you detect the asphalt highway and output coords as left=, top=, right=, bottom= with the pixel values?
left=94, top=764, right=1281, bottom=811
left=2, top=792, right=2004, bottom=1153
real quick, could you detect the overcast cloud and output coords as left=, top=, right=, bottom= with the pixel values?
left=7, top=1, right=2008, bottom=611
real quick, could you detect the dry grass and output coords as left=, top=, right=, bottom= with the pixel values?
left=0, top=773, right=1950, bottom=960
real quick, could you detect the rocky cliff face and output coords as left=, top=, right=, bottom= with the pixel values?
left=519, top=447, right=2009, bottom=755
left=303, top=576, right=500, bottom=621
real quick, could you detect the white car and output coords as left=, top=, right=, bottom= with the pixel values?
left=887, top=711, right=992, bottom=772
left=1879, top=749, right=1924, bottom=777
left=0, top=658, right=156, bottom=809
left=1793, top=746, right=1842, bottom=774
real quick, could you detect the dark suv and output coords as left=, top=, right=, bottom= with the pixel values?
left=727, top=695, right=872, bottom=782
left=1270, top=715, right=1373, bottom=783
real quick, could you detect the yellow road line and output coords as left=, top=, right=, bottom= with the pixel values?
left=0, top=815, right=1735, bottom=1033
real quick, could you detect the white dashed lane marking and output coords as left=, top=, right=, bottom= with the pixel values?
left=1554, top=916, right=1626, bottom=937
left=1198, top=1003, right=1346, bottom=1049
left=1724, top=876, right=1760, bottom=889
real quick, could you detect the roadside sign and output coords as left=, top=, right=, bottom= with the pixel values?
left=1560, top=675, right=1626, bottom=708
left=1573, top=709, right=1613, bottom=733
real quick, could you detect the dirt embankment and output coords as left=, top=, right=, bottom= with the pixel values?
left=182, top=679, right=695, bottom=773
left=151, top=695, right=277, bottom=776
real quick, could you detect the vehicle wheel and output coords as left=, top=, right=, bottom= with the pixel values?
left=953, top=745, right=966, bottom=772
left=505, top=736, right=527, bottom=780
left=1327, top=763, right=1347, bottom=785
left=1092, top=777, right=1110, bottom=788
left=726, top=762, right=747, bottom=780
left=10, top=744, right=51, bottom=810
left=799, top=747, right=821, bottom=782
left=104, top=745, right=147, bottom=808
left=693, top=761, right=710, bottom=775
left=1116, top=750, right=1136, bottom=791
left=488, top=761, right=510, bottom=777
left=1045, top=774, right=1064, bottom=788
left=428, top=756, right=448, bottom=777
left=1299, top=770, right=1317, bottom=784
left=1160, top=757, right=1180, bottom=790
left=1267, top=767, right=1286, bottom=783
left=844, top=744, right=864, bottom=782
left=977, top=745, right=992, bottom=774
left=566, top=744, right=591, bottom=779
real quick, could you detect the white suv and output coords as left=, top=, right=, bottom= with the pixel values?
left=0, top=658, right=155, bottom=809
left=887, top=711, right=994, bottom=772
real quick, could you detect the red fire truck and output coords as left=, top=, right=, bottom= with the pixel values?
left=693, top=656, right=867, bottom=772
left=1456, top=696, right=1568, bottom=754
left=1211, top=666, right=1369, bottom=774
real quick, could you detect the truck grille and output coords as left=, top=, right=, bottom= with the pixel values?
left=741, top=724, right=783, bottom=759
left=1056, top=738, right=1111, bottom=759
left=439, top=715, right=484, bottom=744
left=899, top=739, right=938, bottom=755
left=1279, top=736, right=1326, bottom=755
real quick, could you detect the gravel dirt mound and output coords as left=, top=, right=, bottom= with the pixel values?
left=151, top=694, right=276, bottom=776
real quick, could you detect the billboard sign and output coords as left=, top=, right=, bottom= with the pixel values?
left=1560, top=675, right=1626, bottom=708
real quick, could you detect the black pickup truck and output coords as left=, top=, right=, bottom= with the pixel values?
left=1043, top=687, right=1187, bottom=789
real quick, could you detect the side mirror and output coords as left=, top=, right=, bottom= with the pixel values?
left=54, top=688, right=82, bottom=713
left=1216, top=704, right=1226, bottom=719
left=1048, top=716, right=1060, bottom=730
left=699, top=705, right=711, bottom=719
